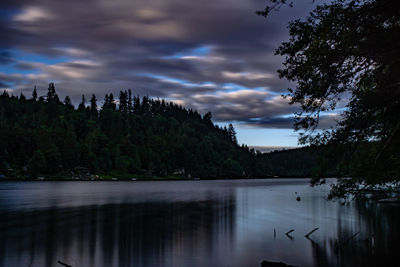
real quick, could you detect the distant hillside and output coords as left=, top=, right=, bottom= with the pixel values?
left=249, top=146, right=298, bottom=153
left=257, top=147, right=320, bottom=177
left=0, top=83, right=331, bottom=179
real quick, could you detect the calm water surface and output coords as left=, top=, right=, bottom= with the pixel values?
left=0, top=179, right=399, bottom=267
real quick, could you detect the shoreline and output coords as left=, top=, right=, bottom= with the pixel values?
left=0, top=176, right=312, bottom=182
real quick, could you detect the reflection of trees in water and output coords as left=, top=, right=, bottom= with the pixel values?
left=0, top=198, right=235, bottom=267
left=309, top=200, right=400, bottom=267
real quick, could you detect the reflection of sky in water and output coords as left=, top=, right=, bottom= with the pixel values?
left=0, top=179, right=399, bottom=267
left=233, top=183, right=341, bottom=266
left=0, top=179, right=307, bottom=211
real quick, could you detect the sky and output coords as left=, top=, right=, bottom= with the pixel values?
left=0, top=0, right=336, bottom=148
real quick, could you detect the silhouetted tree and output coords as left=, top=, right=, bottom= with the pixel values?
left=32, top=86, right=37, bottom=101
left=128, top=89, right=133, bottom=113
left=19, top=93, right=26, bottom=101
left=90, top=94, right=97, bottom=115
left=227, top=123, right=237, bottom=144
left=109, top=93, right=116, bottom=110
left=119, top=91, right=128, bottom=112
left=261, top=0, right=400, bottom=198
left=46, top=82, right=59, bottom=103
left=64, top=96, right=73, bottom=108
left=78, top=95, right=86, bottom=110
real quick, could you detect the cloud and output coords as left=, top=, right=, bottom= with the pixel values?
left=13, top=6, right=52, bottom=22
left=221, top=71, right=274, bottom=80
left=239, top=112, right=340, bottom=129
left=0, top=0, right=321, bottom=129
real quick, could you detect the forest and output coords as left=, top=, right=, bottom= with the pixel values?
left=0, top=83, right=323, bottom=180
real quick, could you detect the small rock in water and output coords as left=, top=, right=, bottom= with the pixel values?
left=296, top=197, right=301, bottom=201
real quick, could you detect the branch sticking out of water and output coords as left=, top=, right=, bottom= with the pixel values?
left=285, top=229, right=295, bottom=240
left=305, top=228, right=319, bottom=238
left=57, top=261, right=72, bottom=267
left=285, top=229, right=294, bottom=235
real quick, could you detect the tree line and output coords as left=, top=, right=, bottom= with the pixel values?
left=0, top=83, right=324, bottom=179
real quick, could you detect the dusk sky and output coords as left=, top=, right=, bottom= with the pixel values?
left=0, top=0, right=337, bottom=148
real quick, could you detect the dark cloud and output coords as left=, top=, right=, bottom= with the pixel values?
left=0, top=51, right=13, bottom=64
left=0, top=82, right=9, bottom=88
left=0, top=0, right=322, bottom=128
left=244, top=117, right=295, bottom=129
left=239, top=113, right=340, bottom=129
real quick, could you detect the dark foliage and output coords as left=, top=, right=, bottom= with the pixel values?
left=261, top=0, right=400, bottom=198
left=0, top=84, right=321, bottom=179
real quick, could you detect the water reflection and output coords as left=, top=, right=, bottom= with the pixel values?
left=0, top=180, right=398, bottom=267
left=0, top=200, right=235, bottom=267
left=325, top=199, right=400, bottom=267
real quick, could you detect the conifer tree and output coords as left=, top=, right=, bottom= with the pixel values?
left=32, top=86, right=38, bottom=101
left=128, top=89, right=133, bottom=113
left=46, top=82, right=59, bottom=103
left=78, top=94, right=86, bottom=110
left=90, top=94, right=98, bottom=116
left=64, top=96, right=73, bottom=109
left=102, top=94, right=109, bottom=110
left=119, top=91, right=128, bottom=112
left=133, top=96, right=140, bottom=114
left=227, top=123, right=237, bottom=144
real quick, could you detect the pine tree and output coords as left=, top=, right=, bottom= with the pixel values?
left=46, top=82, right=59, bottom=103
left=133, top=96, right=140, bottom=114
left=119, top=91, right=128, bottom=112
left=203, top=112, right=212, bottom=122
left=19, top=93, right=26, bottom=101
left=90, top=94, right=97, bottom=110
left=109, top=93, right=116, bottom=110
left=64, top=96, right=73, bottom=108
left=227, top=123, right=237, bottom=144
left=102, top=94, right=109, bottom=110
left=1, top=90, right=9, bottom=98
left=128, top=89, right=133, bottom=113
left=78, top=94, right=86, bottom=110
left=90, top=94, right=98, bottom=118
left=32, top=86, right=38, bottom=101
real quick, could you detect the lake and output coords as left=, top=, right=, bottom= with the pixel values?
left=0, top=179, right=398, bottom=267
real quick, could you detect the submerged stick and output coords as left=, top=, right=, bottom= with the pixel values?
left=261, top=260, right=296, bottom=267
left=345, top=231, right=360, bottom=243
left=305, top=228, right=319, bottom=238
left=57, top=261, right=72, bottom=267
